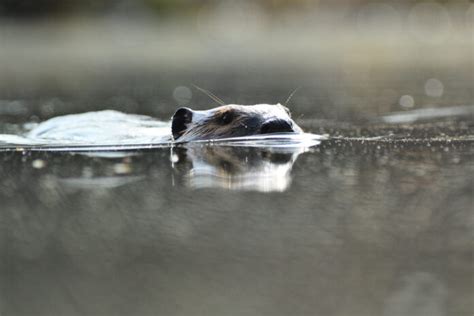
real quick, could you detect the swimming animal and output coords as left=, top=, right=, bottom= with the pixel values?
left=25, top=104, right=302, bottom=144
left=172, top=104, right=302, bottom=141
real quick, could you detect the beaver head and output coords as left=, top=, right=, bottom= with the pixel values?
left=171, top=104, right=303, bottom=141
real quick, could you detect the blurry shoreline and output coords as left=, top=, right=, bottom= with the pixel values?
left=1, top=11, right=472, bottom=74
left=0, top=1, right=472, bottom=122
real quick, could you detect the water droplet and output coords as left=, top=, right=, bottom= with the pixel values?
left=170, top=153, right=179, bottom=163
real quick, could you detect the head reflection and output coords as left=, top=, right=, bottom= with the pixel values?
left=171, top=145, right=308, bottom=192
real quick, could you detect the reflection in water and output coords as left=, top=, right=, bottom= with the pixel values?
left=0, top=139, right=472, bottom=316
left=58, top=176, right=144, bottom=190
left=39, top=144, right=310, bottom=192
left=0, top=131, right=323, bottom=193
left=382, top=105, right=474, bottom=124
left=171, top=145, right=310, bottom=192
left=40, top=139, right=317, bottom=192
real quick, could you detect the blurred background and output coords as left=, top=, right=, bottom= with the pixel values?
left=0, top=0, right=472, bottom=124
left=1, top=2, right=473, bottom=316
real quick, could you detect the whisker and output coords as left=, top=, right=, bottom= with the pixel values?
left=284, top=87, right=301, bottom=107
left=192, top=84, right=226, bottom=106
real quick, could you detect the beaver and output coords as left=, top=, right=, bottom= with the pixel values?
left=172, top=144, right=305, bottom=191
left=21, top=103, right=303, bottom=145
left=172, top=103, right=303, bottom=142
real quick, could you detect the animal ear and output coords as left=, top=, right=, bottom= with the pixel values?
left=172, top=107, right=193, bottom=140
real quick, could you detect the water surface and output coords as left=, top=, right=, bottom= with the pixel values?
left=0, top=120, right=472, bottom=315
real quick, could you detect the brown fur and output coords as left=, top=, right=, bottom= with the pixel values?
left=173, top=104, right=302, bottom=142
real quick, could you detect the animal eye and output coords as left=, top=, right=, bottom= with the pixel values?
left=282, top=106, right=291, bottom=117
left=221, top=111, right=234, bottom=124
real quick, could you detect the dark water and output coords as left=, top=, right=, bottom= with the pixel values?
left=0, top=3, right=473, bottom=313
left=0, top=134, right=472, bottom=316
left=0, top=56, right=473, bottom=315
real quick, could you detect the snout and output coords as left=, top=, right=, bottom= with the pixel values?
left=172, top=107, right=193, bottom=140
left=260, top=119, right=298, bottom=134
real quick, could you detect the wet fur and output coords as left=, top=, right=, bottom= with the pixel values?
left=175, top=104, right=301, bottom=142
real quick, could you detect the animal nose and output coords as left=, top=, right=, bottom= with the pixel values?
left=260, top=119, right=294, bottom=134
left=172, top=107, right=193, bottom=139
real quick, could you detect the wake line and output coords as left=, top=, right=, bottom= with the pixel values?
left=0, top=134, right=324, bottom=152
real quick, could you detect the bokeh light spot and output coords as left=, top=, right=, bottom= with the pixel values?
left=113, top=163, right=132, bottom=175
left=357, top=3, right=401, bottom=36
left=408, top=3, right=451, bottom=43
left=173, top=86, right=192, bottom=106
left=424, top=78, right=444, bottom=97
left=399, top=95, right=415, bottom=108
left=32, top=159, right=46, bottom=169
